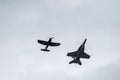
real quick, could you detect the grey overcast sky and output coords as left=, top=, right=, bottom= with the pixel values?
left=0, top=0, right=120, bottom=80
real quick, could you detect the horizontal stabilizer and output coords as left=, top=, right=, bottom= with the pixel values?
left=69, top=59, right=76, bottom=64
left=78, top=60, right=82, bottom=65
left=69, top=59, right=82, bottom=65
left=41, top=49, right=50, bottom=52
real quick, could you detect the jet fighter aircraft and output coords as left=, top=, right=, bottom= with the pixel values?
left=67, top=39, right=90, bottom=65
left=37, top=37, right=60, bottom=52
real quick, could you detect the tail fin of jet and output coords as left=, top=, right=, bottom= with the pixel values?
left=78, top=60, right=82, bottom=65
left=69, top=60, right=82, bottom=65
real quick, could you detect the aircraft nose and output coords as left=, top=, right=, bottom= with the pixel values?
left=83, top=38, right=87, bottom=44
left=37, top=40, right=40, bottom=43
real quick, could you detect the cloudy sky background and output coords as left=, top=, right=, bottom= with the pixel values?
left=0, top=0, right=120, bottom=80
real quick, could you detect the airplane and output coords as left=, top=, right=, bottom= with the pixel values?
left=37, top=37, right=61, bottom=52
left=67, top=39, right=90, bottom=65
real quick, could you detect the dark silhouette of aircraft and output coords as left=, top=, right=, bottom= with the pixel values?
left=37, top=37, right=60, bottom=52
left=67, top=39, right=90, bottom=65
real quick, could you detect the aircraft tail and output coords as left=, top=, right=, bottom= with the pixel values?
left=69, top=59, right=82, bottom=65
left=69, top=59, right=76, bottom=64
left=78, top=60, right=82, bottom=65
left=41, top=49, right=50, bottom=52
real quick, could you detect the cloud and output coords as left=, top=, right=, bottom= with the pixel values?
left=81, top=63, right=120, bottom=80
left=45, top=0, right=82, bottom=9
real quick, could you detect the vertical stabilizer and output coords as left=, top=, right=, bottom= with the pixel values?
left=78, top=60, right=82, bottom=65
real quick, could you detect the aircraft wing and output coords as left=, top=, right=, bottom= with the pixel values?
left=67, top=51, right=77, bottom=57
left=81, top=52, right=90, bottom=59
left=50, top=42, right=60, bottom=46
left=38, top=40, right=47, bottom=45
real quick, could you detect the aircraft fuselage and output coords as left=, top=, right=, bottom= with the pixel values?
left=44, top=38, right=53, bottom=46
left=75, top=39, right=87, bottom=61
